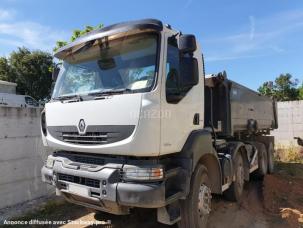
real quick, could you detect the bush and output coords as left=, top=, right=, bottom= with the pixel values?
left=275, top=143, right=303, bottom=163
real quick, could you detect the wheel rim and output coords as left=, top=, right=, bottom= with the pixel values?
left=197, top=184, right=212, bottom=219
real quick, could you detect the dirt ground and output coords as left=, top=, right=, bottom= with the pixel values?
left=263, top=163, right=303, bottom=227
left=2, top=162, right=302, bottom=228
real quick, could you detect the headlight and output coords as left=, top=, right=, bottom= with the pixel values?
left=122, top=166, right=164, bottom=181
left=45, top=156, right=55, bottom=168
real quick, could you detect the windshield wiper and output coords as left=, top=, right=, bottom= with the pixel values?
left=52, top=89, right=132, bottom=102
left=52, top=94, right=83, bottom=102
left=87, top=88, right=133, bottom=97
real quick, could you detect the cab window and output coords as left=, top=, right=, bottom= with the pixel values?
left=165, top=37, right=180, bottom=103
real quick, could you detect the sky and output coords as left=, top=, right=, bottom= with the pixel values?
left=0, top=0, right=302, bottom=90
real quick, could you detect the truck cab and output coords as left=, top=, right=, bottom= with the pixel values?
left=43, top=19, right=204, bottom=157
left=41, top=19, right=277, bottom=227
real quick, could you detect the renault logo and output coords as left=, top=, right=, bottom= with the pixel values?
left=78, top=119, right=86, bottom=134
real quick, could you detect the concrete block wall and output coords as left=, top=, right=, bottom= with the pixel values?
left=271, top=100, right=303, bottom=147
left=0, top=107, right=53, bottom=209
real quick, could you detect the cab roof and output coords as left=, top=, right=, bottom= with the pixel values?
left=54, top=19, right=163, bottom=59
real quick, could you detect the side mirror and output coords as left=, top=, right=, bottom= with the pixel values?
left=180, top=57, right=199, bottom=88
left=52, top=65, right=60, bottom=81
left=179, top=34, right=197, bottom=53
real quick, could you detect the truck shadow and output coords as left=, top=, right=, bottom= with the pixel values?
left=92, top=208, right=175, bottom=228
left=208, top=179, right=269, bottom=228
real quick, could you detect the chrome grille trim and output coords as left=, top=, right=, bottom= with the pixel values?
left=62, top=132, right=108, bottom=145
left=62, top=134, right=108, bottom=138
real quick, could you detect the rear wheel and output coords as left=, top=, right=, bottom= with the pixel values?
left=257, top=143, right=268, bottom=178
left=178, top=164, right=211, bottom=228
left=267, top=142, right=275, bottom=174
left=224, top=153, right=245, bottom=202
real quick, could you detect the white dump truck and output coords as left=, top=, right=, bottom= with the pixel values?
left=41, top=19, right=277, bottom=227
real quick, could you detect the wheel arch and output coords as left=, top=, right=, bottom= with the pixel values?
left=198, top=153, right=222, bottom=194
left=180, top=129, right=222, bottom=194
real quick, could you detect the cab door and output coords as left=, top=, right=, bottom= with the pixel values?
left=160, top=33, right=205, bottom=155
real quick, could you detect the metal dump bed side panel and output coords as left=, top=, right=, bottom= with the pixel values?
left=229, top=80, right=276, bottom=134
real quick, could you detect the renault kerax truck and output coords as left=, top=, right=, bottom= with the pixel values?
left=41, top=19, right=277, bottom=227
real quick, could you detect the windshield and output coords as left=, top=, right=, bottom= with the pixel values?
left=52, top=33, right=159, bottom=99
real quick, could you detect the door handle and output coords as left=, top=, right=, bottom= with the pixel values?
left=193, top=113, right=200, bottom=125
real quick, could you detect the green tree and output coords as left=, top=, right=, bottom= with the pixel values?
left=54, top=24, right=103, bottom=52
left=9, top=47, right=53, bottom=100
left=0, top=57, right=14, bottom=82
left=258, top=81, right=274, bottom=97
left=274, top=73, right=299, bottom=101
left=258, top=73, right=300, bottom=101
left=298, top=83, right=303, bottom=100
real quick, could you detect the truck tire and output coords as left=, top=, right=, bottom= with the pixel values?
left=224, top=153, right=245, bottom=202
left=178, top=164, right=211, bottom=228
left=257, top=143, right=268, bottom=178
left=267, top=142, right=274, bottom=174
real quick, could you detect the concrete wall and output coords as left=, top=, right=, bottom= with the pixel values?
left=0, top=107, right=53, bottom=209
left=272, top=100, right=303, bottom=146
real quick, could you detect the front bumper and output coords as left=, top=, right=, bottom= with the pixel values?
left=41, top=156, right=183, bottom=214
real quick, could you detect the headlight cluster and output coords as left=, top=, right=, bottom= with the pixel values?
left=45, top=156, right=55, bottom=168
left=122, top=166, right=164, bottom=181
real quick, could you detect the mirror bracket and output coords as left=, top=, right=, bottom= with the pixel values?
left=52, top=63, right=61, bottom=81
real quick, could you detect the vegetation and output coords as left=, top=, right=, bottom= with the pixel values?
left=53, top=24, right=103, bottom=52
left=275, top=144, right=303, bottom=164
left=275, top=162, right=303, bottom=178
left=0, top=23, right=104, bottom=100
left=0, top=57, right=13, bottom=82
left=258, top=73, right=303, bottom=101
left=0, top=48, right=53, bottom=100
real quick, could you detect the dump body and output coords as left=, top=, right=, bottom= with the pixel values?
left=230, top=80, right=277, bottom=133
left=205, top=73, right=277, bottom=137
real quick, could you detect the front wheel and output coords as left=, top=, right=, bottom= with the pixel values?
left=178, top=164, right=211, bottom=228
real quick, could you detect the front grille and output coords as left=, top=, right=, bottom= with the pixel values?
left=58, top=173, right=100, bottom=188
left=47, top=125, right=135, bottom=146
left=62, top=132, right=108, bottom=145
left=72, top=155, right=105, bottom=165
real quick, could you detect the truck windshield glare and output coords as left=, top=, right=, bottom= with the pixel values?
left=52, top=33, right=158, bottom=99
